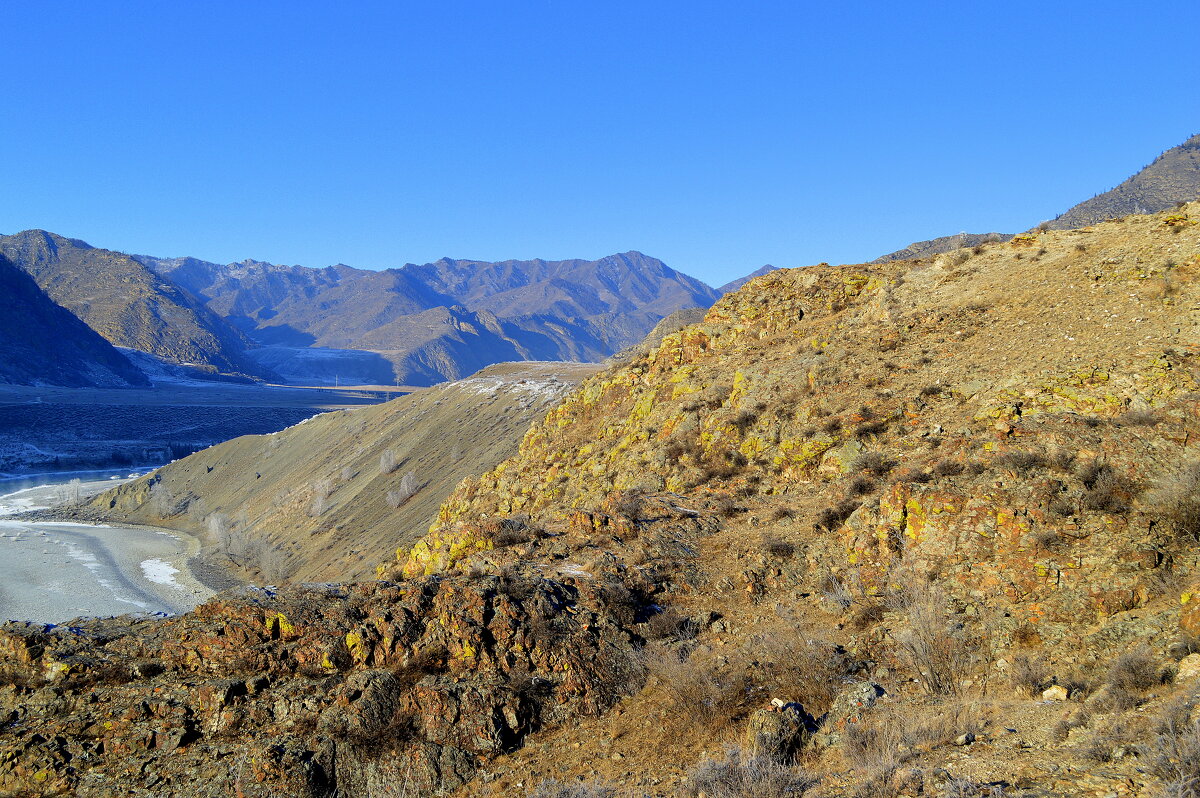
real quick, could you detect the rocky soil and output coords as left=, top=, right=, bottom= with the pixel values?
left=3, top=205, right=1200, bottom=797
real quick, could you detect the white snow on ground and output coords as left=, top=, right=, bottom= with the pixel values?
left=454, top=375, right=572, bottom=402
left=140, top=558, right=183, bottom=589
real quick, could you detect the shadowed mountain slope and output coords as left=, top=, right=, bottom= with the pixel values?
left=0, top=231, right=260, bottom=377
left=0, top=254, right=148, bottom=388
left=1048, top=132, right=1200, bottom=229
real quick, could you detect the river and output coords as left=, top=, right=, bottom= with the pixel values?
left=0, top=469, right=214, bottom=623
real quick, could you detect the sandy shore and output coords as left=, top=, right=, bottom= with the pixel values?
left=0, top=478, right=214, bottom=623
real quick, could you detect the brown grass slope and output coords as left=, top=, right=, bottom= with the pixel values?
left=1048, top=132, right=1200, bottom=229
left=88, top=361, right=600, bottom=583
left=0, top=230, right=261, bottom=377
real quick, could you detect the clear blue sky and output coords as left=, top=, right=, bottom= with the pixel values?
left=2, top=1, right=1196, bottom=287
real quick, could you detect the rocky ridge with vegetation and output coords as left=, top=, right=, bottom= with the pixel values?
left=3, top=205, right=1200, bottom=796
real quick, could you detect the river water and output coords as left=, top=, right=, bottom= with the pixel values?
left=0, top=469, right=214, bottom=623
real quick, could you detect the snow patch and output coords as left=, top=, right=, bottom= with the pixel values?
left=140, top=558, right=183, bottom=589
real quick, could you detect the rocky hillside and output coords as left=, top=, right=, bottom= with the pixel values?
left=0, top=254, right=148, bottom=388
left=1049, top=133, right=1200, bottom=229
left=139, top=250, right=720, bottom=385
left=4, top=205, right=1200, bottom=797
left=873, top=231, right=1013, bottom=263
left=84, top=362, right=600, bottom=584
left=0, top=231, right=261, bottom=378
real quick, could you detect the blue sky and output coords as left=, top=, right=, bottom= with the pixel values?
left=2, top=1, right=1197, bottom=287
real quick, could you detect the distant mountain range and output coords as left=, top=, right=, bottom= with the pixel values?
left=133, top=251, right=721, bottom=385
left=4, top=131, right=1198, bottom=389
left=0, top=252, right=147, bottom=388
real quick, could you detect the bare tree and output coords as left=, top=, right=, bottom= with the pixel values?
left=380, top=449, right=399, bottom=474
left=386, top=470, right=420, bottom=508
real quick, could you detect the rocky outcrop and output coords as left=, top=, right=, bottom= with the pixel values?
left=0, top=571, right=638, bottom=797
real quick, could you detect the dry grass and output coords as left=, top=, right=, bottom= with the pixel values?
left=1148, top=460, right=1200, bottom=540
left=681, top=746, right=818, bottom=797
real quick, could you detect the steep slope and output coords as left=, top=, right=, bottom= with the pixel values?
left=872, top=231, right=1012, bottom=262
left=0, top=254, right=148, bottom=388
left=0, top=231, right=260, bottom=377
left=8, top=206, right=1200, bottom=797
left=86, top=361, right=600, bottom=583
left=1049, top=132, right=1200, bottom=229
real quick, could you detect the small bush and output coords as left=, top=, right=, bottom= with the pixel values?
left=822, top=417, right=843, bottom=435
left=996, top=450, right=1047, bottom=474
left=932, top=459, right=964, bottom=477
left=1080, top=464, right=1136, bottom=514
left=1148, top=461, right=1200, bottom=540
left=1105, top=646, right=1169, bottom=693
left=731, top=410, right=759, bottom=433
left=385, top=471, right=420, bottom=508
left=682, top=746, right=818, bottom=798
left=1147, top=720, right=1200, bottom=798
left=528, top=779, right=617, bottom=798
left=920, top=384, right=942, bottom=397
left=892, top=467, right=932, bottom=484
left=815, top=500, right=860, bottom=531
left=847, top=475, right=876, bottom=496
left=762, top=535, right=795, bottom=558
left=379, top=448, right=400, bottom=474
left=854, top=452, right=897, bottom=477
left=772, top=506, right=796, bottom=520
left=1117, top=409, right=1161, bottom=427
left=851, top=603, right=885, bottom=630
left=1010, top=654, right=1052, bottom=697
left=854, top=420, right=889, bottom=439
left=493, top=517, right=535, bottom=547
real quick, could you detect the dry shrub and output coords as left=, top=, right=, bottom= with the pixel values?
left=1116, top=409, right=1161, bottom=427
left=854, top=420, right=889, bottom=439
left=1106, top=646, right=1170, bottom=693
left=842, top=701, right=989, bottom=784
left=892, top=467, right=932, bottom=484
left=754, top=632, right=854, bottom=715
left=847, top=475, right=876, bottom=496
left=1079, top=717, right=1137, bottom=763
left=1080, top=465, right=1137, bottom=513
left=772, top=506, right=796, bottom=521
left=893, top=585, right=976, bottom=696
left=681, top=746, right=818, bottom=797
left=932, top=459, right=964, bottom=477
left=815, top=500, right=860, bottom=531
left=643, top=646, right=750, bottom=732
left=528, top=780, right=617, bottom=798
left=1009, top=654, right=1052, bottom=697
left=761, top=535, right=795, bottom=558
left=1148, top=461, right=1200, bottom=540
left=996, top=449, right=1047, bottom=475
left=1147, top=720, right=1200, bottom=798
left=854, top=452, right=897, bottom=477
left=851, top=603, right=886, bottom=630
